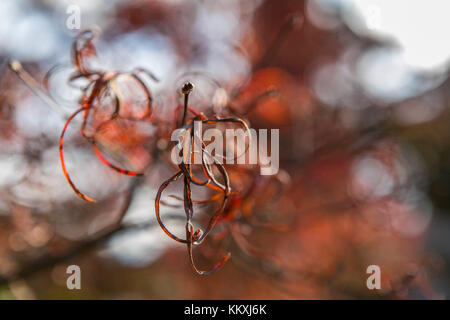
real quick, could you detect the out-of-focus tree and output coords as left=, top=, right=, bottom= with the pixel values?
left=0, top=0, right=449, bottom=299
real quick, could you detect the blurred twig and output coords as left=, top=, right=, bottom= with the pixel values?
left=0, top=179, right=183, bottom=286
left=8, top=60, right=69, bottom=118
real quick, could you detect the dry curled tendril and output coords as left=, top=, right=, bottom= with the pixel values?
left=57, top=30, right=159, bottom=202
left=155, top=81, right=256, bottom=275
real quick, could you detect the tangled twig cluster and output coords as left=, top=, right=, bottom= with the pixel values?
left=8, top=13, right=301, bottom=275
